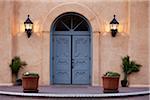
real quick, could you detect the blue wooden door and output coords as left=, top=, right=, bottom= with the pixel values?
left=53, top=35, right=71, bottom=84
left=53, top=35, right=90, bottom=84
left=72, top=36, right=90, bottom=84
left=52, top=13, right=91, bottom=84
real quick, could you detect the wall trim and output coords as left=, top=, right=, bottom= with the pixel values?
left=0, top=83, right=13, bottom=86
left=129, top=84, right=150, bottom=87
left=41, top=2, right=100, bottom=32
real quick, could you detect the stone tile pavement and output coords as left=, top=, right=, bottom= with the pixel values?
left=0, top=86, right=149, bottom=100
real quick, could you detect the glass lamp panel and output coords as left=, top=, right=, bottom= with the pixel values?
left=110, top=24, right=117, bottom=30
left=25, top=24, right=30, bottom=30
left=29, top=24, right=33, bottom=30
left=25, top=24, right=32, bottom=30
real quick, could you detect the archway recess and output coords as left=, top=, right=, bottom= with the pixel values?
left=41, top=2, right=101, bottom=86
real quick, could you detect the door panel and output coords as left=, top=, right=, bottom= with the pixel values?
left=53, top=35, right=71, bottom=84
left=72, top=36, right=90, bottom=84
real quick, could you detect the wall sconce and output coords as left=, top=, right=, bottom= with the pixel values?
left=110, top=15, right=119, bottom=37
left=24, top=15, right=33, bottom=38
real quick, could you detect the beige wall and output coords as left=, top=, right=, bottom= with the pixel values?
left=0, top=1, right=13, bottom=85
left=149, top=0, right=150, bottom=87
left=128, top=1, right=149, bottom=86
left=0, top=0, right=149, bottom=86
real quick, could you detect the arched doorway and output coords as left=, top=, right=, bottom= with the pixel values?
left=51, top=12, right=91, bottom=85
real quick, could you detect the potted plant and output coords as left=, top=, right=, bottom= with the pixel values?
left=121, top=55, right=141, bottom=87
left=102, top=71, right=120, bottom=93
left=22, top=72, right=39, bottom=93
left=9, top=56, right=27, bottom=85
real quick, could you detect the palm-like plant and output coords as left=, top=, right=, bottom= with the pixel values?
left=9, top=56, right=27, bottom=85
left=121, top=55, right=141, bottom=87
left=10, top=56, right=27, bottom=74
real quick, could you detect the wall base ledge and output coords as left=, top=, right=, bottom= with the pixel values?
left=129, top=84, right=150, bottom=87
left=0, top=83, right=13, bottom=86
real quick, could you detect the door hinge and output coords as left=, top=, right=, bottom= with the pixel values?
left=52, top=57, right=54, bottom=60
left=52, top=37, right=54, bottom=42
left=89, top=75, right=91, bottom=79
left=89, top=57, right=91, bottom=60
left=53, top=75, right=55, bottom=79
left=89, top=38, right=91, bottom=42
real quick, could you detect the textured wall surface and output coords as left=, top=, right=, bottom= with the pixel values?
left=128, top=1, right=149, bottom=86
left=0, top=0, right=149, bottom=86
left=0, top=1, right=12, bottom=85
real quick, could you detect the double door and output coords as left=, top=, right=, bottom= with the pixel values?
left=53, top=33, right=91, bottom=84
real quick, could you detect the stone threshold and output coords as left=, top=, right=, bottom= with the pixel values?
left=0, top=90, right=149, bottom=98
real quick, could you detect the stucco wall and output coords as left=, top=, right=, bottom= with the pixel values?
left=0, top=1, right=12, bottom=85
left=128, top=1, right=149, bottom=86
left=149, top=0, right=150, bottom=87
left=0, top=0, right=149, bottom=86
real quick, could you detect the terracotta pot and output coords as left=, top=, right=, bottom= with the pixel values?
left=22, top=76, right=39, bottom=93
left=102, top=76, right=120, bottom=93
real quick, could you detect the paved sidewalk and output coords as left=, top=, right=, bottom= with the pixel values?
left=0, top=86, right=149, bottom=100
left=0, top=95, right=149, bottom=100
left=0, top=86, right=149, bottom=94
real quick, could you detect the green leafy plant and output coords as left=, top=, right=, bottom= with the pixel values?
left=23, top=72, right=39, bottom=77
left=104, top=71, right=120, bottom=77
left=121, top=55, right=141, bottom=87
left=9, top=56, right=27, bottom=75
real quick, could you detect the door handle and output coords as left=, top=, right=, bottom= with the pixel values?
left=72, top=59, right=74, bottom=63
left=72, top=59, right=75, bottom=69
left=71, top=66, right=74, bottom=69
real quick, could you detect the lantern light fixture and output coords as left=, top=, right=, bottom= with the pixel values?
left=110, top=15, right=119, bottom=37
left=24, top=15, right=33, bottom=38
